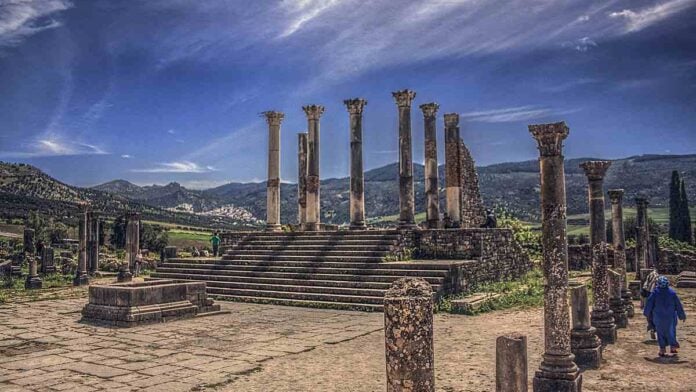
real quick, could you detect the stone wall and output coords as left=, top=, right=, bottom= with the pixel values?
left=657, top=249, right=696, bottom=274
left=568, top=244, right=591, bottom=271
left=458, top=140, right=486, bottom=228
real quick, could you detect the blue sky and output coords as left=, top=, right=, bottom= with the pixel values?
left=1, top=0, right=695, bottom=189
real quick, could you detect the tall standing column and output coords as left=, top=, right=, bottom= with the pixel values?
left=23, top=228, right=42, bottom=289
left=345, top=98, right=368, bottom=230
left=297, top=133, right=308, bottom=227
left=444, top=113, right=461, bottom=227
left=392, top=89, right=417, bottom=229
left=263, top=111, right=284, bottom=232
left=420, top=103, right=440, bottom=229
left=608, top=189, right=634, bottom=318
left=125, top=212, right=140, bottom=273
left=303, top=104, right=325, bottom=231
left=635, top=197, right=650, bottom=273
left=580, top=161, right=616, bottom=344
left=529, top=122, right=581, bottom=392
left=87, top=210, right=100, bottom=274
left=73, top=210, right=89, bottom=286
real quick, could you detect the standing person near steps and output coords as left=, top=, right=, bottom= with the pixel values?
left=210, top=232, right=221, bottom=258
left=643, top=276, right=687, bottom=357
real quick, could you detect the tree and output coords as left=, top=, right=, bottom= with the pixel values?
left=669, top=171, right=681, bottom=240
left=679, top=179, right=693, bottom=244
left=140, top=224, right=169, bottom=254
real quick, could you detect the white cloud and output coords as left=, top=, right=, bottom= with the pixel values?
left=0, top=0, right=72, bottom=49
left=167, top=129, right=176, bottom=134
left=121, top=154, right=132, bottom=159
left=563, top=36, right=598, bottom=52
left=0, top=137, right=108, bottom=158
left=609, top=0, right=696, bottom=33
left=131, top=161, right=218, bottom=173
left=277, top=0, right=343, bottom=38
left=460, top=106, right=555, bottom=123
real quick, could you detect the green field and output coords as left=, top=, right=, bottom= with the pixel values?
left=565, top=207, right=696, bottom=236
left=166, top=229, right=214, bottom=250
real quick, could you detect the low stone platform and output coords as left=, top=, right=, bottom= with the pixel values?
left=451, top=293, right=503, bottom=314
left=81, top=280, right=220, bottom=327
left=677, top=271, right=696, bottom=288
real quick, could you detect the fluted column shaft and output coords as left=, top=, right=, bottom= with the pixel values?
left=608, top=189, right=631, bottom=308
left=303, top=105, right=325, bottom=231
left=74, top=210, right=90, bottom=286
left=444, top=113, right=461, bottom=226
left=421, top=103, right=440, bottom=229
left=392, top=90, right=417, bottom=228
left=635, top=198, right=650, bottom=272
left=345, top=99, right=367, bottom=230
left=125, top=212, right=140, bottom=272
left=87, top=211, right=100, bottom=273
left=264, top=111, right=284, bottom=231
left=529, top=122, right=581, bottom=391
left=297, top=133, right=308, bottom=226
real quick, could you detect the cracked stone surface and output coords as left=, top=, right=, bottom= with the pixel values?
left=1, top=293, right=695, bottom=391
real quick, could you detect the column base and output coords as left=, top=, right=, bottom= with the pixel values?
left=25, top=275, right=43, bottom=290
left=571, top=327, right=602, bottom=369
left=610, top=299, right=628, bottom=328
left=117, top=269, right=133, bottom=283
left=533, top=353, right=582, bottom=392
left=398, top=221, right=419, bottom=230
left=304, top=222, right=320, bottom=232
left=621, top=290, right=635, bottom=318
left=73, top=272, right=90, bottom=287
left=425, top=220, right=440, bottom=229
left=533, top=373, right=582, bottom=392
left=265, top=224, right=282, bottom=232
left=349, top=222, right=367, bottom=231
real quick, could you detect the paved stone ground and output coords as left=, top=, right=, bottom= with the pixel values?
left=0, top=290, right=694, bottom=391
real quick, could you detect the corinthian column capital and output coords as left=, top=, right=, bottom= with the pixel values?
left=343, top=98, right=367, bottom=115
left=607, top=189, right=624, bottom=204
left=580, top=160, right=612, bottom=180
left=443, top=113, right=459, bottom=127
left=262, top=111, right=284, bottom=126
left=302, top=104, right=325, bottom=120
left=419, top=102, right=439, bottom=118
left=528, top=122, right=569, bottom=157
left=392, top=89, right=416, bottom=108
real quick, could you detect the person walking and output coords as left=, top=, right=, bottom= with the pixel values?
left=643, top=276, right=687, bottom=357
left=134, top=251, right=144, bottom=277
left=210, top=232, right=221, bottom=258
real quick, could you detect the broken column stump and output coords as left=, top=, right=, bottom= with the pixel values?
left=496, top=333, right=528, bottom=392
left=569, top=282, right=602, bottom=369
left=609, top=269, right=628, bottom=328
left=384, top=277, right=434, bottom=392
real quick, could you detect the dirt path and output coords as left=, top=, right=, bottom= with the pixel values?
left=225, top=290, right=696, bottom=392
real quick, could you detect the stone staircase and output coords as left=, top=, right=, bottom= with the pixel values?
left=150, top=230, right=458, bottom=311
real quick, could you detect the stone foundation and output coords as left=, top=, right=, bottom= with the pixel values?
left=81, top=280, right=220, bottom=327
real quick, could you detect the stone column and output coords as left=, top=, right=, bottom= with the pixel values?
left=608, top=189, right=634, bottom=318
left=74, top=211, right=90, bottom=286
left=590, top=243, right=617, bottom=344
left=635, top=197, right=650, bottom=273
left=608, top=269, right=628, bottom=328
left=392, top=89, right=417, bottom=229
left=420, top=103, right=440, bottom=229
left=40, top=247, right=55, bottom=274
left=23, top=228, right=42, bottom=289
left=87, top=210, right=100, bottom=274
left=496, top=333, right=528, bottom=392
left=345, top=98, right=368, bottom=230
left=263, top=111, right=284, bottom=232
left=569, top=282, right=602, bottom=369
left=580, top=160, right=611, bottom=247
left=125, top=212, right=140, bottom=273
left=303, top=104, right=325, bottom=231
left=528, top=122, right=581, bottom=392
left=444, top=113, right=461, bottom=227
left=297, top=133, right=308, bottom=227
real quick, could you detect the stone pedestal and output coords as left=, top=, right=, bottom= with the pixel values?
left=569, top=282, right=602, bottom=369
left=74, top=211, right=90, bottom=286
left=117, top=262, right=133, bottom=283
left=40, top=247, right=56, bottom=274
left=608, top=269, right=628, bottom=328
left=590, top=243, right=617, bottom=344
left=528, top=122, right=581, bottom=392
left=496, top=333, right=528, bottom=392
left=24, top=256, right=42, bottom=289
left=444, top=113, right=461, bottom=227
left=420, top=103, right=440, bottom=229
left=384, top=278, right=434, bottom=392
left=297, top=133, right=308, bottom=226
left=263, top=111, right=284, bottom=232
left=164, top=246, right=178, bottom=260
left=345, top=98, right=368, bottom=230
left=392, top=90, right=417, bottom=229
left=303, top=105, right=325, bottom=231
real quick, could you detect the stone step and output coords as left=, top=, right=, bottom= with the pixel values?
left=155, top=265, right=449, bottom=277
left=163, top=260, right=453, bottom=270
left=149, top=272, right=402, bottom=289
left=225, top=239, right=399, bottom=247
left=210, top=294, right=384, bottom=312
left=221, top=254, right=387, bottom=262
left=206, top=286, right=386, bottom=305
left=224, top=249, right=391, bottom=257
left=226, top=244, right=395, bottom=251
left=225, top=230, right=399, bottom=238
left=205, top=281, right=396, bottom=297
left=151, top=270, right=445, bottom=284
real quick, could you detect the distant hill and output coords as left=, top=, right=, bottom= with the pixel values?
left=2, top=154, right=694, bottom=227
left=98, top=154, right=696, bottom=224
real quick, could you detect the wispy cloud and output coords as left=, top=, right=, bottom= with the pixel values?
left=461, top=106, right=554, bottom=123
left=609, top=0, right=696, bottom=33
left=0, top=138, right=108, bottom=158
left=562, top=36, right=598, bottom=52
left=540, top=78, right=598, bottom=93
left=121, top=154, right=132, bottom=159
left=0, top=0, right=72, bottom=49
left=131, top=161, right=217, bottom=173
left=277, top=0, right=343, bottom=38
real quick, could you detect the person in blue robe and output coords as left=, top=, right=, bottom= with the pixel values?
left=643, top=275, right=687, bottom=356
